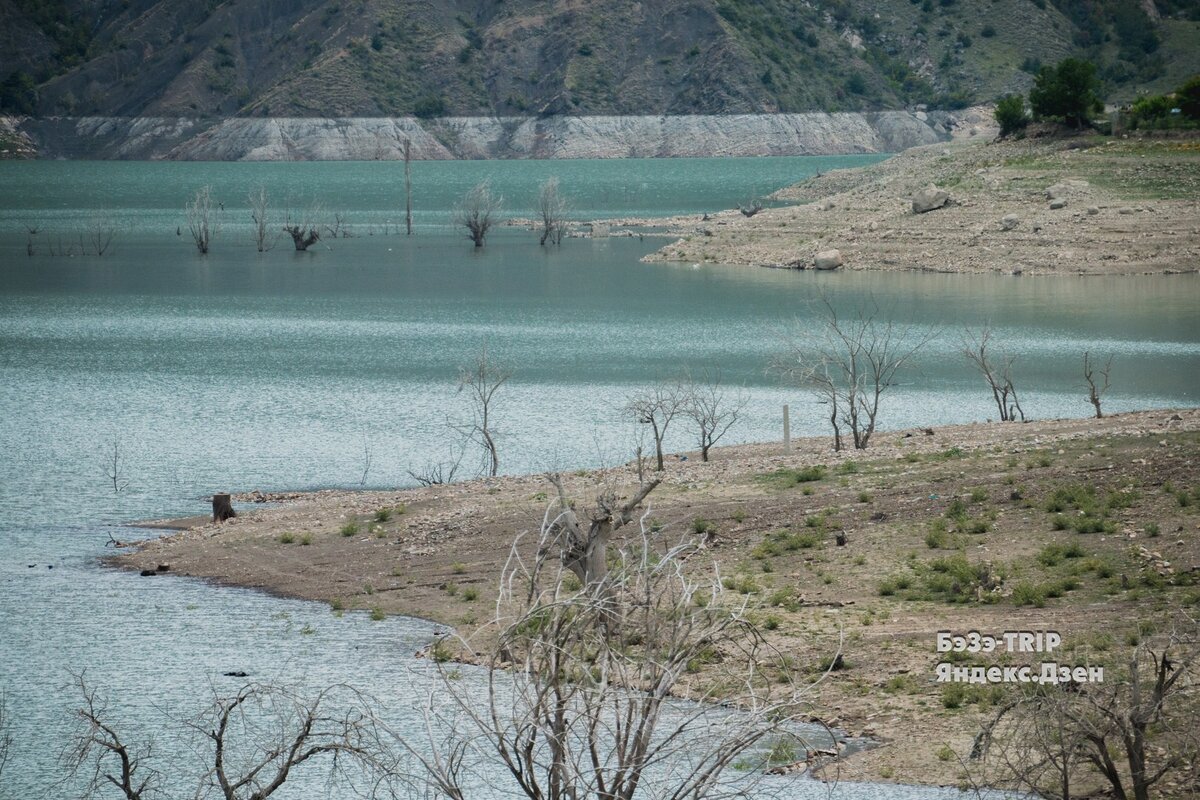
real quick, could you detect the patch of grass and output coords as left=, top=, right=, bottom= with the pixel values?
left=369, top=607, right=385, bottom=621
left=732, top=507, right=747, bottom=523
left=373, top=507, right=392, bottom=522
left=721, top=574, right=760, bottom=594
left=300, top=533, right=312, bottom=546
left=970, top=488, right=988, bottom=503
left=461, top=587, right=479, bottom=602
left=839, top=461, right=860, bottom=475
left=1037, top=541, right=1086, bottom=567
left=330, top=598, right=345, bottom=612
left=340, top=522, right=359, bottom=537
left=692, top=517, right=715, bottom=535
left=452, top=562, right=466, bottom=574
left=756, top=465, right=826, bottom=488
left=753, top=529, right=822, bottom=559
left=1012, top=581, right=1046, bottom=607
left=857, top=491, right=873, bottom=504
left=278, top=532, right=295, bottom=544
left=936, top=744, right=955, bottom=762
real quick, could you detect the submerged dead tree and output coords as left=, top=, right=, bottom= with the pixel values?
left=185, top=186, right=220, bottom=254
left=283, top=203, right=321, bottom=251
left=454, top=181, right=502, bottom=248
left=537, top=177, right=569, bottom=245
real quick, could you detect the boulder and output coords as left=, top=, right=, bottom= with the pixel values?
left=814, top=249, right=843, bottom=270
left=912, top=184, right=950, bottom=214
left=1001, top=214, right=1019, bottom=231
left=1045, top=180, right=1089, bottom=199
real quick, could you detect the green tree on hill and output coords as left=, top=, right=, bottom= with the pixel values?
left=1029, top=58, right=1103, bottom=129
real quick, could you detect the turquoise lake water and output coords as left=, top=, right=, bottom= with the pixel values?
left=0, top=154, right=1192, bottom=798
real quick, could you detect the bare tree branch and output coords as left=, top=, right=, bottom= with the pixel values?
left=186, top=186, right=220, bottom=255
left=625, top=381, right=686, bottom=471
left=537, top=177, right=569, bottom=246
left=453, top=345, right=512, bottom=477
left=962, top=325, right=1025, bottom=423
left=682, top=371, right=747, bottom=462
left=454, top=181, right=503, bottom=248
left=1083, top=351, right=1113, bottom=419
left=777, top=296, right=935, bottom=451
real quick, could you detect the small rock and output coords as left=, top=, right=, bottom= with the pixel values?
left=1118, top=207, right=1135, bottom=215
left=1049, top=199, right=1067, bottom=210
left=912, top=184, right=950, bottom=214
left=1087, top=206, right=1099, bottom=215
left=1001, top=214, right=1019, bottom=231
left=814, top=249, right=843, bottom=270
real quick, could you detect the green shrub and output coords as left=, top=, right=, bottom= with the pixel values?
left=340, top=522, right=359, bottom=537
left=374, top=507, right=392, bottom=522
left=278, top=532, right=295, bottom=544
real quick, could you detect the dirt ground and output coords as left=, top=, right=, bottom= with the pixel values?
left=635, top=132, right=1200, bottom=276
left=117, top=408, right=1200, bottom=793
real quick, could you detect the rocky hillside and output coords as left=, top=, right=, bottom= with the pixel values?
left=3, top=0, right=1198, bottom=119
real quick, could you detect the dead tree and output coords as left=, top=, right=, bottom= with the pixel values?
left=404, top=137, right=413, bottom=236
left=738, top=196, right=764, bottom=217
left=62, top=675, right=386, bottom=800
left=283, top=203, right=321, bottom=251
left=103, top=440, right=129, bottom=493
left=24, top=223, right=39, bottom=256
left=537, top=176, right=569, bottom=245
left=1083, top=351, right=1112, bottom=419
left=544, top=473, right=660, bottom=590
left=89, top=210, right=118, bottom=256
left=453, top=181, right=502, bottom=248
left=403, top=510, right=828, bottom=800
left=0, top=692, right=12, bottom=781
left=454, top=345, right=511, bottom=477
left=190, top=683, right=383, bottom=800
left=324, top=211, right=351, bottom=239
left=777, top=296, right=934, bottom=451
left=962, top=326, right=1025, bottom=422
left=624, top=381, right=685, bottom=471
left=212, top=493, right=237, bottom=522
left=186, top=186, right=220, bottom=255
left=978, top=630, right=1199, bottom=800
left=248, top=186, right=275, bottom=252
left=682, top=371, right=747, bottom=461
left=62, top=674, right=159, bottom=800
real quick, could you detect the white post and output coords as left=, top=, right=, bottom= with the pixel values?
left=783, top=404, right=791, bottom=452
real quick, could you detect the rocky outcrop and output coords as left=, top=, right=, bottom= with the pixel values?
left=18, top=111, right=954, bottom=161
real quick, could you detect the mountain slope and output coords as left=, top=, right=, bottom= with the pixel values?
left=2, top=0, right=1198, bottom=118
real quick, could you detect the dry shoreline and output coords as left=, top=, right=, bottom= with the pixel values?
left=631, top=133, right=1200, bottom=276
left=114, top=409, right=1200, bottom=793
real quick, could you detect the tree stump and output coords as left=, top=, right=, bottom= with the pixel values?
left=213, top=493, right=237, bottom=523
